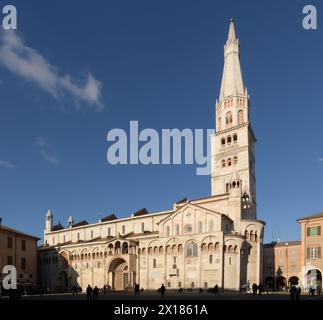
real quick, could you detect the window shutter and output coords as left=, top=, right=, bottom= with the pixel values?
left=318, top=247, right=321, bottom=259
left=318, top=226, right=321, bottom=236
left=307, top=247, right=310, bottom=259
left=307, top=228, right=311, bottom=236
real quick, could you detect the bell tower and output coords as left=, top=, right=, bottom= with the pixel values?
left=211, top=18, right=257, bottom=218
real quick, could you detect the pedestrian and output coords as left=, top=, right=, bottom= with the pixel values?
left=103, top=285, right=106, bottom=295
left=214, top=284, right=219, bottom=294
left=160, top=283, right=166, bottom=298
left=252, top=283, right=257, bottom=296
left=86, top=284, right=93, bottom=300
left=93, top=286, right=99, bottom=300
left=289, top=285, right=296, bottom=300
left=296, top=286, right=301, bottom=300
left=134, top=283, right=140, bottom=296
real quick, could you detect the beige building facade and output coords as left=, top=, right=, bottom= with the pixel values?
left=0, top=219, right=40, bottom=289
left=298, top=212, right=323, bottom=290
left=38, top=19, right=265, bottom=293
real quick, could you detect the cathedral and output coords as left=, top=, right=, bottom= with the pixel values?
left=38, top=19, right=265, bottom=292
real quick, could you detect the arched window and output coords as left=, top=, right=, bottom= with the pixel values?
left=226, top=112, right=233, bottom=128
left=122, top=225, right=125, bottom=234
left=238, top=110, right=244, bottom=125
left=153, top=258, right=156, bottom=268
left=176, top=224, right=180, bottom=235
left=227, top=136, right=232, bottom=144
left=166, top=226, right=170, bottom=237
left=233, top=134, right=238, bottom=143
left=221, top=138, right=225, bottom=146
left=218, top=117, right=222, bottom=131
left=186, top=242, right=198, bottom=257
left=209, top=220, right=214, bottom=232
left=198, top=221, right=203, bottom=233
left=209, top=255, right=213, bottom=264
left=122, top=242, right=128, bottom=254
left=233, top=156, right=238, bottom=165
left=141, top=222, right=145, bottom=233
left=222, top=159, right=226, bottom=168
left=227, top=158, right=232, bottom=167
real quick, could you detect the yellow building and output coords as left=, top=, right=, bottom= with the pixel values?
left=298, top=212, right=323, bottom=290
left=0, top=219, right=40, bottom=289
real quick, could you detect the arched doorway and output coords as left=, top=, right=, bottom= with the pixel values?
left=59, top=271, right=68, bottom=292
left=289, top=276, right=299, bottom=286
left=108, top=258, right=129, bottom=290
left=276, top=276, right=287, bottom=291
left=307, top=269, right=322, bottom=289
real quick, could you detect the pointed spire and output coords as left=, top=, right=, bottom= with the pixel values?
left=46, top=209, right=53, bottom=217
left=228, top=17, right=236, bottom=42
left=219, top=18, right=245, bottom=100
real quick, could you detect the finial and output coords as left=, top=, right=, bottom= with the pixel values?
left=230, top=17, right=234, bottom=22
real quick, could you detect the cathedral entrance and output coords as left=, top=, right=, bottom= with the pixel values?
left=108, top=258, right=130, bottom=291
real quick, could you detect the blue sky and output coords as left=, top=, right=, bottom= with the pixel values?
left=0, top=0, right=322, bottom=243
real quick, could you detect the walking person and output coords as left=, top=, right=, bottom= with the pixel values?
left=86, top=284, right=93, bottom=300
left=160, top=284, right=166, bottom=298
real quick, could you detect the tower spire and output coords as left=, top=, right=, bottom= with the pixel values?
left=228, top=17, right=236, bottom=41
left=219, top=18, right=245, bottom=100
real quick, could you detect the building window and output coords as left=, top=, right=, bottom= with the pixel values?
left=21, top=258, right=26, bottom=270
left=209, top=255, right=213, bottom=264
left=186, top=242, right=198, bottom=257
left=233, top=134, right=238, bottom=143
left=221, top=138, right=225, bottom=146
left=307, top=226, right=321, bottom=236
left=226, top=183, right=230, bottom=193
left=7, top=236, right=13, bottom=249
left=221, top=159, right=226, bottom=168
left=227, top=136, right=232, bottom=144
left=167, top=282, right=171, bottom=288
left=63, top=235, right=66, bottom=243
left=175, top=224, right=180, bottom=235
left=173, top=257, right=177, bottom=264
left=209, top=220, right=214, bottom=232
left=184, top=225, right=192, bottom=233
left=91, top=231, right=94, bottom=239
left=7, top=256, right=13, bottom=265
left=204, top=282, right=208, bottom=288
left=307, top=247, right=321, bottom=259
left=141, top=222, right=145, bottom=233
left=108, top=228, right=111, bottom=237
left=229, top=257, right=232, bottom=265
left=122, top=225, right=125, bottom=234
left=77, top=233, right=80, bottom=241
left=178, top=282, right=182, bottom=288
left=153, top=258, right=157, bottom=268
left=198, top=221, right=203, bottom=233
left=21, top=240, right=26, bottom=251
left=227, top=158, right=232, bottom=167
left=226, top=112, right=233, bottom=128
left=166, top=226, right=170, bottom=237
left=233, top=156, right=238, bottom=165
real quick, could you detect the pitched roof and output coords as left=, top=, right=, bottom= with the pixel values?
left=72, top=220, right=89, bottom=228
left=298, top=212, right=323, bottom=221
left=52, top=223, right=64, bottom=231
left=0, top=224, right=40, bottom=240
left=133, top=208, right=149, bottom=217
left=100, top=214, right=117, bottom=222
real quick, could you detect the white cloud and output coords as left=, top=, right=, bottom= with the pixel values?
left=318, top=158, right=323, bottom=162
left=35, top=137, right=60, bottom=165
left=0, top=30, right=103, bottom=110
left=0, top=159, right=15, bottom=169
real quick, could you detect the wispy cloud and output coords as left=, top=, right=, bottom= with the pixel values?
left=0, top=159, right=15, bottom=169
left=0, top=30, right=103, bottom=110
left=318, top=158, right=323, bottom=162
left=35, top=137, right=60, bottom=165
